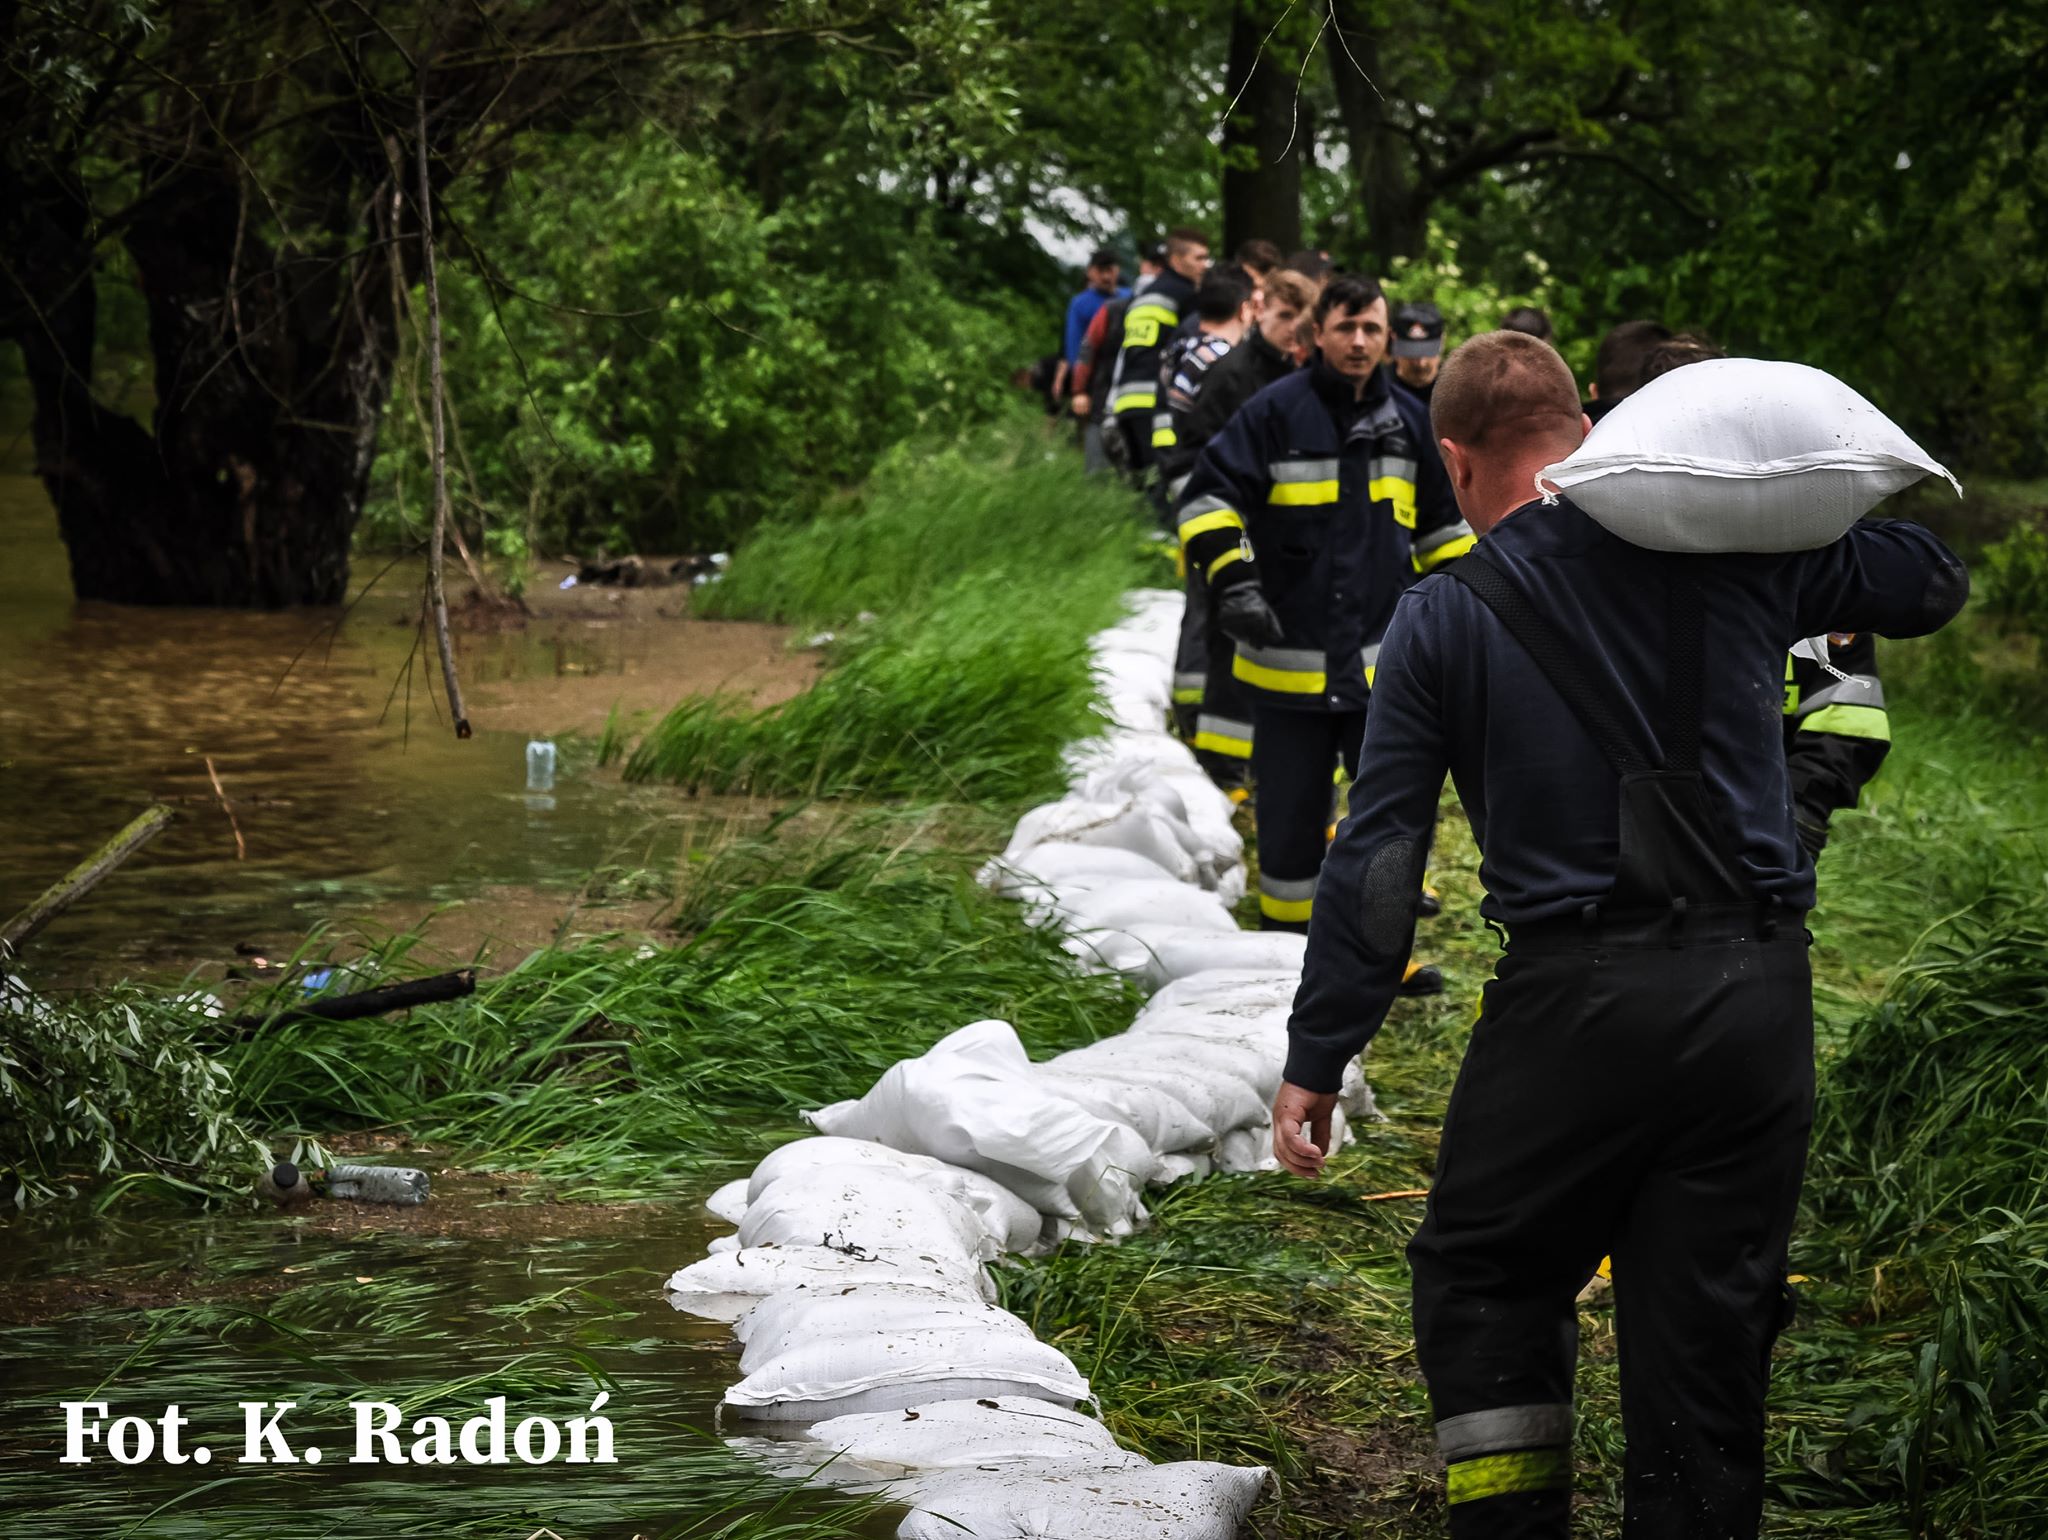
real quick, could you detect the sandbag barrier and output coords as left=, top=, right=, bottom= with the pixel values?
left=665, top=589, right=1368, bottom=1538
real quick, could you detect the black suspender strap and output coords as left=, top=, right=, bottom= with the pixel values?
left=1447, top=545, right=1657, bottom=779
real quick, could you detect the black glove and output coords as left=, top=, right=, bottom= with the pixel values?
left=1214, top=583, right=1285, bottom=649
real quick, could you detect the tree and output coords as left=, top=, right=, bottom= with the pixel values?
left=1220, top=0, right=1304, bottom=254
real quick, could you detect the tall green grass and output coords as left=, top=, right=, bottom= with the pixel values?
left=615, top=427, right=1165, bottom=804
left=217, top=815, right=1142, bottom=1194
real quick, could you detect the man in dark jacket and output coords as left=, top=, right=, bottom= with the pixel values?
left=1177, top=274, right=1472, bottom=964
left=1107, top=227, right=1210, bottom=476
left=1160, top=268, right=1316, bottom=786
left=1274, top=331, right=1968, bottom=1539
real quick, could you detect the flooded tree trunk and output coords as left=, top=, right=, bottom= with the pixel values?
left=10, top=164, right=397, bottom=609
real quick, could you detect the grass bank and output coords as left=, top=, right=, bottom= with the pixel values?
left=609, top=425, right=1166, bottom=804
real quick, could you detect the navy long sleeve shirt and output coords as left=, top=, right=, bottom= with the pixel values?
left=1284, top=497, right=1969, bottom=1094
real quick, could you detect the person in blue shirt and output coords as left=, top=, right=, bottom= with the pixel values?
left=1055, top=248, right=1128, bottom=402
left=1272, top=331, right=1967, bottom=1539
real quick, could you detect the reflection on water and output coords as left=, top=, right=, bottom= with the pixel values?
left=0, top=407, right=809, bottom=983
left=0, top=1185, right=890, bottom=1538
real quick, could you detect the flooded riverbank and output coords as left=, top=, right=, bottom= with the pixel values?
left=0, top=420, right=818, bottom=985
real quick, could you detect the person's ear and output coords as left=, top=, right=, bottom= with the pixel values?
left=1588, top=382, right=1600, bottom=400
left=1439, top=438, right=1469, bottom=490
left=1580, top=411, right=1593, bottom=440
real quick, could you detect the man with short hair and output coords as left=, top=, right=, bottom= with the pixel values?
left=1388, top=299, right=1446, bottom=403
left=1234, top=238, right=1284, bottom=284
left=1586, top=318, right=1673, bottom=421
left=1273, top=330, right=1968, bottom=1538
left=1056, top=248, right=1128, bottom=404
left=1107, top=228, right=1211, bottom=476
left=1070, top=248, right=1165, bottom=473
left=1500, top=305, right=1554, bottom=342
left=1161, top=268, right=1317, bottom=786
left=1177, top=275, right=1471, bottom=974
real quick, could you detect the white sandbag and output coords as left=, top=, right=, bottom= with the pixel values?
left=979, top=841, right=1181, bottom=898
left=724, top=1325, right=1090, bottom=1421
left=708, top=1234, right=742, bottom=1256
left=1143, top=969, right=1301, bottom=1019
left=1061, top=926, right=1159, bottom=977
left=1152, top=1150, right=1213, bottom=1184
left=738, top=1170, right=993, bottom=1264
left=664, top=1246, right=992, bottom=1322
left=807, top=1020, right=1155, bottom=1233
left=1055, top=1032, right=1276, bottom=1107
left=779, top=1396, right=1141, bottom=1483
left=746, top=1139, right=1044, bottom=1254
left=1127, top=1005, right=1289, bottom=1056
left=1541, top=358, right=1959, bottom=554
left=1004, top=798, right=1199, bottom=885
left=1034, top=1067, right=1216, bottom=1153
left=705, top=1178, right=751, bottom=1226
left=1139, top=931, right=1305, bottom=990
left=898, top=1461, right=1269, bottom=1540
left=735, top=1286, right=1036, bottom=1367
left=747, top=1136, right=947, bottom=1202
left=1062, top=728, right=1200, bottom=782
left=1052, top=879, right=1237, bottom=936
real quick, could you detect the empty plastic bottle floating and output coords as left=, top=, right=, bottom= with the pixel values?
left=260, top=1161, right=430, bottom=1207
left=526, top=739, right=558, bottom=792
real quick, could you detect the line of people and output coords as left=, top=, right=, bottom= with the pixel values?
left=1043, top=235, right=1934, bottom=1540
left=1047, top=244, right=1891, bottom=974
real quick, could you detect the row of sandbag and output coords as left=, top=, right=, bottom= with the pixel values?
left=660, top=589, right=1307, bottom=1538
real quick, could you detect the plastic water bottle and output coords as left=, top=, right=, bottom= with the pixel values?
left=526, top=739, right=557, bottom=792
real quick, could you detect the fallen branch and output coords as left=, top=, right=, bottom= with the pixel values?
left=239, top=968, right=477, bottom=1028
left=1, top=805, right=174, bottom=962
left=203, top=756, right=247, bottom=861
left=1358, top=1188, right=1430, bottom=1203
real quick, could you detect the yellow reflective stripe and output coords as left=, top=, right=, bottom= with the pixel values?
left=1206, top=547, right=1248, bottom=582
left=1269, top=480, right=1339, bottom=507
left=1127, top=299, right=1179, bottom=326
left=1258, top=892, right=1315, bottom=923
left=1415, top=532, right=1476, bottom=572
left=1178, top=508, right=1246, bottom=543
left=1446, top=1449, right=1571, bottom=1505
left=1112, top=389, right=1157, bottom=411
left=1799, top=703, right=1891, bottom=742
left=1153, top=426, right=1177, bottom=447
left=1234, top=654, right=1326, bottom=694
left=1370, top=475, right=1418, bottom=527
left=1171, top=687, right=1203, bottom=704
left=1193, top=728, right=1252, bottom=758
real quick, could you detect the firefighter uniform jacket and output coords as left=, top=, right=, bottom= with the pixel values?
left=1108, top=268, right=1197, bottom=426
left=1175, top=359, right=1474, bottom=713
left=1783, top=630, right=1890, bottom=853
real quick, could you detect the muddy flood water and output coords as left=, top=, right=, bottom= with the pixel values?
left=0, top=420, right=893, bottom=1537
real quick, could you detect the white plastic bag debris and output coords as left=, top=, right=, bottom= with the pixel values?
left=1542, top=358, right=1959, bottom=554
left=1052, top=880, right=1237, bottom=936
left=1004, top=798, right=1200, bottom=886
left=806, top=1020, right=1155, bottom=1233
left=897, top=1460, right=1269, bottom=1540
left=746, top=1139, right=1043, bottom=1254
left=664, top=1246, right=992, bottom=1322
left=705, top=1178, right=751, bottom=1226
left=738, top=1170, right=995, bottom=1264
left=733, top=1284, right=1036, bottom=1358
left=978, top=842, right=1182, bottom=898
left=1138, top=931, right=1305, bottom=990
left=756, top=1397, right=1142, bottom=1488
left=724, top=1325, right=1090, bottom=1421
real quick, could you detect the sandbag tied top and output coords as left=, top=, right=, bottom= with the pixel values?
left=1538, top=358, right=1960, bottom=554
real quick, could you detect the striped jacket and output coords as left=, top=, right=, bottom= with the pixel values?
left=1176, top=361, right=1473, bottom=713
left=1783, top=630, right=1890, bottom=851
left=1107, top=269, right=1197, bottom=424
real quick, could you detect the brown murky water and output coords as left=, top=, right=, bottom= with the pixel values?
left=0, top=410, right=818, bottom=984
